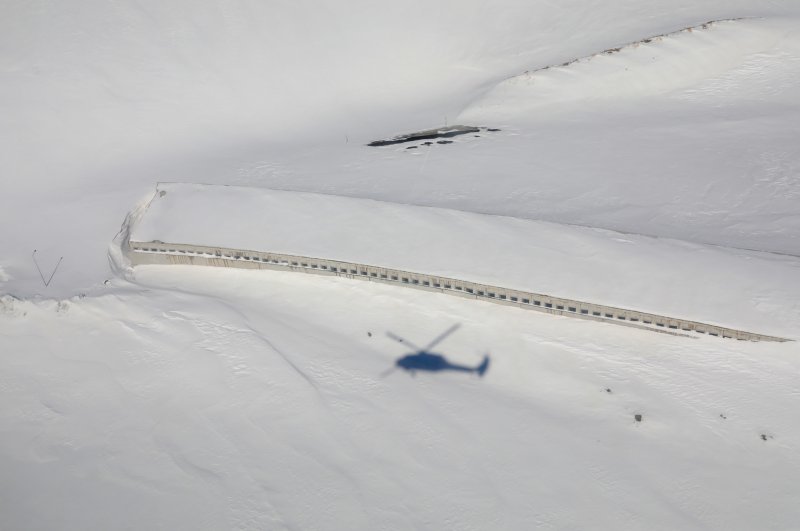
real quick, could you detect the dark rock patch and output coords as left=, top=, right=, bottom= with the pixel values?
left=369, top=125, right=500, bottom=147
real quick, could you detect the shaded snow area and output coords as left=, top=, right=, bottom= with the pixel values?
left=2, top=1, right=800, bottom=529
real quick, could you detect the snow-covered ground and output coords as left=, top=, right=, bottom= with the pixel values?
left=131, top=183, right=800, bottom=337
left=3, top=268, right=799, bottom=530
left=2, top=1, right=800, bottom=529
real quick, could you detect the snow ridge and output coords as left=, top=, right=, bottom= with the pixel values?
left=512, top=18, right=748, bottom=80
left=460, top=17, right=783, bottom=121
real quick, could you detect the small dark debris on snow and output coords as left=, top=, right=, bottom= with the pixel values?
left=487, top=128, right=501, bottom=132
left=406, top=146, right=417, bottom=150
left=605, top=388, right=612, bottom=393
left=761, top=434, right=774, bottom=441
left=634, top=414, right=643, bottom=423
left=367, top=331, right=372, bottom=337
left=720, top=413, right=727, bottom=419
left=436, top=140, right=453, bottom=144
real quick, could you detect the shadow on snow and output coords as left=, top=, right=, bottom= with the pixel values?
left=382, top=324, right=490, bottom=378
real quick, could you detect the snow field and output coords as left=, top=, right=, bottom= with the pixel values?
left=459, top=18, right=793, bottom=121
left=2, top=267, right=799, bottom=530
left=3, top=2, right=800, bottom=295
left=2, top=0, right=800, bottom=528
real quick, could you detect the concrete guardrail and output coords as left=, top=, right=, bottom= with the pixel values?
left=129, top=241, right=791, bottom=343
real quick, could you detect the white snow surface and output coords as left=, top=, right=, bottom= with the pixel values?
left=3, top=1, right=800, bottom=529
left=133, top=183, right=800, bottom=337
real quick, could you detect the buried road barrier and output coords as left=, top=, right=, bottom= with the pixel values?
left=128, top=241, right=791, bottom=343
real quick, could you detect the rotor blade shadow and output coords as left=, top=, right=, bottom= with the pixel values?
left=422, top=323, right=461, bottom=352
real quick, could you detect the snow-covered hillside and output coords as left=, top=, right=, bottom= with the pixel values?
left=3, top=267, right=799, bottom=530
left=2, top=1, right=800, bottom=529
left=129, top=183, right=800, bottom=337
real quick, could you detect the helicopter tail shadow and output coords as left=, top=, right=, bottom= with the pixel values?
left=476, top=355, right=490, bottom=377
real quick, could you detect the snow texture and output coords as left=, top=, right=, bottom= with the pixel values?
left=133, top=183, right=800, bottom=337
left=2, top=1, right=800, bottom=529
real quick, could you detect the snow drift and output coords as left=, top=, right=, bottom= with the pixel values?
left=129, top=183, right=800, bottom=338
left=459, top=18, right=791, bottom=121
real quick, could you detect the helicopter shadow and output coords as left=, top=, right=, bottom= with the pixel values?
left=382, top=324, right=490, bottom=378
